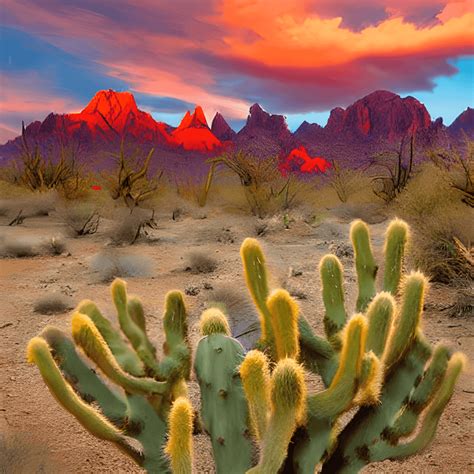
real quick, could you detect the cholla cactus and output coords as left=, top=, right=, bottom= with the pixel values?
left=238, top=218, right=465, bottom=473
left=27, top=279, right=191, bottom=472
left=28, top=219, right=465, bottom=474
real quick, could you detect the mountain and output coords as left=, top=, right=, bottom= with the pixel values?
left=0, top=91, right=224, bottom=157
left=235, top=103, right=295, bottom=156
left=171, top=106, right=222, bottom=151
left=1, top=89, right=471, bottom=170
left=449, top=107, right=474, bottom=137
left=211, top=112, right=236, bottom=141
left=322, top=90, right=431, bottom=140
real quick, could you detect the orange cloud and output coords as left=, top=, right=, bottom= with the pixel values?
left=218, top=0, right=474, bottom=67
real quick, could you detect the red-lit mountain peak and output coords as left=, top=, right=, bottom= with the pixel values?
left=177, top=105, right=209, bottom=131
left=172, top=105, right=221, bottom=151
left=81, top=89, right=139, bottom=117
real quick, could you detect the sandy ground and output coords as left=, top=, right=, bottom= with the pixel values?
left=1, top=207, right=473, bottom=473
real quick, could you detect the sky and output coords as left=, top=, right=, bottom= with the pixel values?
left=1, top=0, right=473, bottom=140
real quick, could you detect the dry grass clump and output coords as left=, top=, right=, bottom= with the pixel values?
left=33, top=293, right=74, bottom=315
left=109, top=208, right=158, bottom=245
left=0, top=191, right=57, bottom=222
left=209, top=152, right=310, bottom=217
left=185, top=251, right=218, bottom=274
left=0, top=235, right=67, bottom=258
left=58, top=203, right=100, bottom=236
left=90, top=249, right=153, bottom=282
left=395, top=163, right=473, bottom=285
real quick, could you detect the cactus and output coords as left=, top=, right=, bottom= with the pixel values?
left=27, top=218, right=466, bottom=473
left=238, top=218, right=465, bottom=473
left=27, top=279, right=191, bottom=473
left=193, top=308, right=254, bottom=473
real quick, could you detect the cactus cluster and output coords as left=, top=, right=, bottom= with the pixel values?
left=27, top=218, right=465, bottom=473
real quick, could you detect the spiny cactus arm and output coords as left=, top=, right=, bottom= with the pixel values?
left=111, top=279, right=159, bottom=372
left=165, top=397, right=193, bottom=474
left=40, top=327, right=127, bottom=423
left=350, top=220, right=378, bottom=312
left=383, top=219, right=409, bottom=294
left=383, top=345, right=450, bottom=442
left=76, top=300, right=145, bottom=376
left=247, top=358, right=306, bottom=474
left=163, top=291, right=188, bottom=350
left=240, top=350, right=271, bottom=440
left=27, top=337, right=142, bottom=465
left=194, top=330, right=253, bottom=473
left=308, top=315, right=367, bottom=419
left=72, top=312, right=167, bottom=395
left=364, top=292, right=394, bottom=358
left=320, top=336, right=432, bottom=473
left=297, top=316, right=337, bottom=385
left=127, top=296, right=148, bottom=339
left=355, top=352, right=383, bottom=406
left=158, top=291, right=191, bottom=385
left=126, top=394, right=170, bottom=473
left=240, top=238, right=274, bottom=345
left=267, top=289, right=300, bottom=360
left=371, top=353, right=465, bottom=462
left=319, top=254, right=347, bottom=345
left=383, top=272, right=427, bottom=370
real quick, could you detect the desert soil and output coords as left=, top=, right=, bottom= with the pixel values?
left=1, top=206, right=473, bottom=473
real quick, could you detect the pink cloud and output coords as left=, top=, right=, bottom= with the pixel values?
left=1, top=0, right=473, bottom=119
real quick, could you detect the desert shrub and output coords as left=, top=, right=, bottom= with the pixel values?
left=209, top=152, right=305, bottom=217
left=395, top=163, right=473, bottom=284
left=0, top=236, right=41, bottom=257
left=370, top=134, right=415, bottom=202
left=34, top=293, right=74, bottom=314
left=328, top=161, right=366, bottom=203
left=428, top=138, right=473, bottom=207
left=109, top=208, right=158, bottom=245
left=90, top=250, right=153, bottom=282
left=58, top=203, right=100, bottom=236
left=0, top=235, right=66, bottom=258
left=185, top=251, right=218, bottom=273
left=107, top=142, right=163, bottom=209
left=0, top=191, right=57, bottom=224
left=6, top=123, right=86, bottom=199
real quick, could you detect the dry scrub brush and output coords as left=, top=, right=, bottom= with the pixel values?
left=109, top=208, right=158, bottom=245
left=0, top=235, right=66, bottom=258
left=428, top=138, right=474, bottom=207
left=5, top=123, right=88, bottom=199
left=185, top=251, right=218, bottom=273
left=58, top=202, right=100, bottom=236
left=89, top=249, right=153, bottom=282
left=395, top=163, right=473, bottom=285
left=209, top=152, right=307, bottom=217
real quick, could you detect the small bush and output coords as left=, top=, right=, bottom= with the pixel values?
left=0, top=235, right=67, bottom=258
left=90, top=250, right=153, bottom=282
left=0, top=237, right=40, bottom=257
left=185, top=251, right=218, bottom=274
left=395, top=163, right=473, bottom=285
left=110, top=208, right=157, bottom=245
left=59, top=203, right=100, bottom=236
left=34, top=293, right=74, bottom=315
